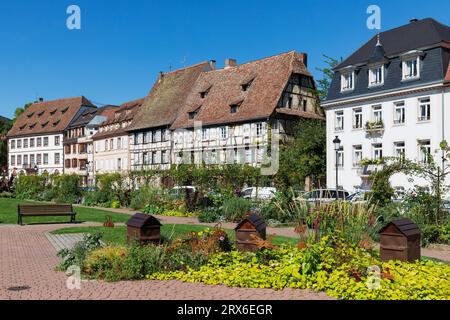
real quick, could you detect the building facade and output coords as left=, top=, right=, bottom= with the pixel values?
left=93, top=99, right=143, bottom=176
left=128, top=62, right=214, bottom=172
left=322, top=18, right=450, bottom=193
left=170, top=52, right=323, bottom=168
left=7, top=96, right=96, bottom=177
left=64, top=106, right=113, bottom=186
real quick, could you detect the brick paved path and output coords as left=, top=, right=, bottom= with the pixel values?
left=0, top=224, right=331, bottom=300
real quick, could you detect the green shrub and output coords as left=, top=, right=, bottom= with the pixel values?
left=14, top=175, right=47, bottom=200
left=198, top=207, right=224, bottom=223
left=57, top=233, right=103, bottom=271
left=51, top=174, right=82, bottom=203
left=0, top=192, right=14, bottom=198
left=222, top=197, right=251, bottom=222
left=111, top=200, right=121, bottom=209
left=143, top=204, right=165, bottom=215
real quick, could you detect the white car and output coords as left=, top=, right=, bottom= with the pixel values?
left=241, top=187, right=276, bottom=200
left=169, top=186, right=196, bottom=197
left=297, top=189, right=350, bottom=204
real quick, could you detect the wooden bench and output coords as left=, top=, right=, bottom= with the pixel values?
left=18, top=204, right=76, bottom=225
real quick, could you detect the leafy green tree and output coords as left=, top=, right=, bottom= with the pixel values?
left=315, top=55, right=341, bottom=101
left=276, top=119, right=326, bottom=192
left=13, top=102, right=33, bottom=123
left=0, top=117, right=12, bottom=169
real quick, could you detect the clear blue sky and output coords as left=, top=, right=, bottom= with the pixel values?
left=1, top=0, right=450, bottom=118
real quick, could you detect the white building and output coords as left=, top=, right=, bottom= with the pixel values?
left=322, top=18, right=450, bottom=193
left=7, top=96, right=96, bottom=177
left=93, top=99, right=143, bottom=176
left=64, top=106, right=112, bottom=186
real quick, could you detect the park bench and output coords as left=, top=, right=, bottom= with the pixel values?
left=18, top=204, right=76, bottom=225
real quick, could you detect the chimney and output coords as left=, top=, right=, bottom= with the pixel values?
left=158, top=71, right=164, bottom=81
left=300, top=53, right=308, bottom=68
left=225, top=58, right=237, bottom=69
left=410, top=18, right=419, bottom=23
left=209, top=60, right=217, bottom=70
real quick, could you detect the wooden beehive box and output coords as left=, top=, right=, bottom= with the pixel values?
left=126, top=213, right=162, bottom=245
left=379, top=218, right=421, bottom=262
left=235, top=214, right=267, bottom=252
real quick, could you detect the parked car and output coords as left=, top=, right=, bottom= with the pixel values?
left=169, top=186, right=196, bottom=198
left=297, top=188, right=350, bottom=204
left=347, top=190, right=372, bottom=203
left=240, top=187, right=276, bottom=200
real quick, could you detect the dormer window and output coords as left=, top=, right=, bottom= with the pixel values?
left=230, top=100, right=243, bottom=114
left=53, top=120, right=61, bottom=127
left=200, top=87, right=211, bottom=99
left=41, top=121, right=49, bottom=128
left=29, top=123, right=37, bottom=129
left=241, top=79, right=254, bottom=92
left=401, top=51, right=422, bottom=81
left=19, top=124, right=26, bottom=130
left=27, top=112, right=35, bottom=118
left=403, top=57, right=419, bottom=80
left=341, top=71, right=355, bottom=92
left=37, top=111, right=45, bottom=117
left=61, top=107, right=69, bottom=114
left=50, top=109, right=57, bottom=115
left=369, top=65, right=384, bottom=87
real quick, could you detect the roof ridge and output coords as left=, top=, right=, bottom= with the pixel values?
left=162, top=61, right=211, bottom=76
left=203, top=50, right=296, bottom=74
left=32, top=95, right=87, bottom=106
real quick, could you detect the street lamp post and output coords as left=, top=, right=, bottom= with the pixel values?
left=333, top=136, right=341, bottom=200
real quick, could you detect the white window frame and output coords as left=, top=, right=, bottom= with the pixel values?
left=394, top=142, right=406, bottom=160
left=220, top=126, right=228, bottom=139
left=353, top=145, right=362, bottom=167
left=353, top=108, right=362, bottom=129
left=202, top=128, right=209, bottom=141
left=418, top=97, right=431, bottom=122
left=337, top=147, right=344, bottom=168
left=368, top=65, right=384, bottom=87
left=373, top=144, right=383, bottom=161
left=256, top=123, right=264, bottom=136
left=341, top=71, right=355, bottom=92
left=372, top=105, right=382, bottom=122
left=394, top=101, right=406, bottom=125
left=418, top=139, right=431, bottom=163
left=335, top=111, right=344, bottom=131
left=402, top=56, right=420, bottom=81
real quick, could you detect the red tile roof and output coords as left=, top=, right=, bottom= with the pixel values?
left=92, top=98, right=144, bottom=140
left=128, top=61, right=213, bottom=131
left=7, top=96, right=95, bottom=137
left=170, top=51, right=313, bottom=129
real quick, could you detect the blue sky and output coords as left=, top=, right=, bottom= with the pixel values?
left=1, top=0, right=450, bottom=118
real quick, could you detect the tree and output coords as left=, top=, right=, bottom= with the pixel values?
left=13, top=102, right=33, bottom=123
left=0, top=117, right=12, bottom=169
left=276, top=119, right=326, bottom=192
left=315, top=55, right=341, bottom=101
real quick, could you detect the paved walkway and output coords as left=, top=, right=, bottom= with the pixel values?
left=0, top=224, right=331, bottom=300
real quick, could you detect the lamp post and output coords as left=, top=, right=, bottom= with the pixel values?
left=333, top=136, right=341, bottom=200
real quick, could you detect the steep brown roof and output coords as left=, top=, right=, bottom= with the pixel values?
left=171, top=51, right=312, bottom=129
left=128, top=62, right=213, bottom=132
left=92, top=98, right=144, bottom=140
left=7, top=96, right=95, bottom=137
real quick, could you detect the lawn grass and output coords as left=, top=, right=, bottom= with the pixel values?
left=51, top=224, right=299, bottom=247
left=0, top=198, right=131, bottom=225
